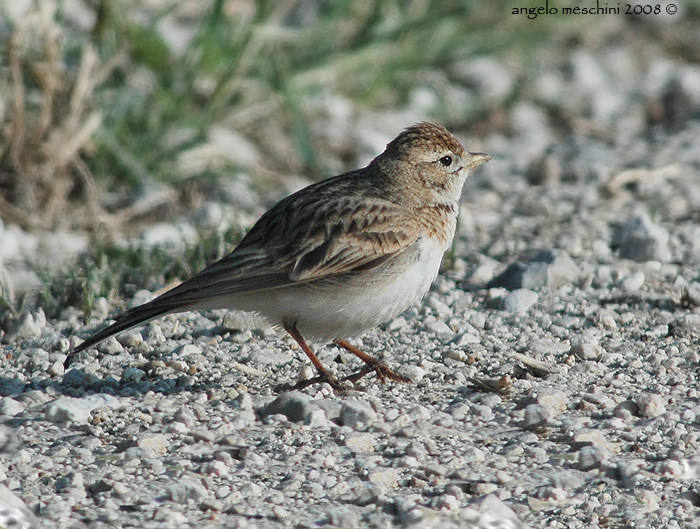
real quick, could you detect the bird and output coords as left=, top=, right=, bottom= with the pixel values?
left=65, top=122, right=492, bottom=389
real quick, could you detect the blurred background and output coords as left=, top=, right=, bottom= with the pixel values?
left=1, top=0, right=700, bottom=321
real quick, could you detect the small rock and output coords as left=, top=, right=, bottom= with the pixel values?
left=0, top=426, right=22, bottom=456
left=570, top=343, right=604, bottom=361
left=0, top=398, right=25, bottom=417
left=684, top=283, right=700, bottom=307
left=262, top=391, right=315, bottom=424
left=367, top=468, right=398, bottom=489
left=616, top=270, right=645, bottom=290
left=174, top=344, right=202, bottom=357
left=166, top=478, right=208, bottom=502
left=656, top=459, right=684, bottom=478
left=7, top=311, right=42, bottom=342
left=453, top=332, right=480, bottom=348
left=0, top=376, right=25, bottom=397
left=121, top=367, right=146, bottom=383
left=468, top=494, right=524, bottom=528
left=88, top=479, right=114, bottom=495
left=487, top=249, right=579, bottom=290
left=97, top=336, right=123, bottom=355
left=340, top=400, right=377, bottom=429
left=613, top=400, right=639, bottom=419
left=0, top=484, right=38, bottom=529
left=443, top=348, right=469, bottom=362
left=523, top=403, right=554, bottom=428
left=239, top=482, right=263, bottom=498
left=387, top=316, right=408, bottom=330
left=62, top=368, right=91, bottom=387
left=579, top=445, right=609, bottom=470
left=617, top=460, right=643, bottom=488
left=45, top=394, right=121, bottom=424
left=202, top=461, right=229, bottom=477
left=535, top=389, right=568, bottom=411
left=55, top=472, right=86, bottom=498
left=200, top=498, right=224, bottom=512
left=352, top=481, right=387, bottom=506
left=208, top=125, right=260, bottom=168
left=464, top=256, right=501, bottom=287
left=117, top=332, right=143, bottom=348
left=426, top=297, right=453, bottom=317
left=304, top=408, right=333, bottom=429
left=397, top=365, right=425, bottom=383
left=174, top=406, right=197, bottom=426
left=140, top=222, right=198, bottom=251
left=613, top=214, right=671, bottom=262
left=636, top=393, right=666, bottom=418
left=423, top=318, right=454, bottom=336
left=136, top=433, right=169, bottom=455
left=344, top=433, right=375, bottom=453
left=501, top=289, right=539, bottom=313
left=47, top=360, right=65, bottom=377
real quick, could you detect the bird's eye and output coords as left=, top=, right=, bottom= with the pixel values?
left=438, top=155, right=453, bottom=167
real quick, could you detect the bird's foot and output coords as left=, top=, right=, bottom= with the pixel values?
left=276, top=370, right=353, bottom=394
left=342, top=361, right=410, bottom=384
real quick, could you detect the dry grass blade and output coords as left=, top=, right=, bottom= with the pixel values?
left=0, top=1, right=118, bottom=230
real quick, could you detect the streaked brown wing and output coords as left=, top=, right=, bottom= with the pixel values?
left=162, top=196, right=420, bottom=304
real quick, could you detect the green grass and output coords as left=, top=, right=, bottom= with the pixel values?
left=1, top=0, right=560, bottom=226
left=5, top=0, right=700, bottom=317
left=37, top=225, right=244, bottom=320
left=4, top=0, right=700, bottom=228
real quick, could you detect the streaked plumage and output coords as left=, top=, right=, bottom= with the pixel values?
left=66, top=122, right=492, bottom=388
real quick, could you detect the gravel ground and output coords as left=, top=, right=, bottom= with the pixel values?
left=2, top=13, right=700, bottom=529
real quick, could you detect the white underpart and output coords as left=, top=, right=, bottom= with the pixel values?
left=231, top=236, right=446, bottom=342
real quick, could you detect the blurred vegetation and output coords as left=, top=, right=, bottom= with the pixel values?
left=0, top=0, right=525, bottom=316
left=0, top=0, right=547, bottom=232
left=35, top=224, right=244, bottom=319
left=2, top=0, right=700, bottom=232
left=2, top=0, right=699, bottom=318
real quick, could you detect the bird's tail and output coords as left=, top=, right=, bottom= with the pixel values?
left=64, top=299, right=186, bottom=367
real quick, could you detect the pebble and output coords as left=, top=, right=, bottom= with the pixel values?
left=0, top=397, right=25, bottom=417
left=685, top=283, right=700, bottom=307
left=44, top=394, right=122, bottom=424
left=135, top=433, right=169, bottom=455
left=6, top=311, right=42, bottom=342
left=340, top=400, right=377, bottom=429
left=570, top=342, right=604, bottom=361
left=501, top=288, right=539, bottom=313
left=96, top=336, right=124, bottom=355
left=47, top=359, right=65, bottom=377
left=534, top=388, right=568, bottom=411
left=367, top=468, right=398, bottom=489
left=121, top=367, right=146, bottom=383
left=487, top=249, right=579, bottom=290
left=166, top=478, right=209, bottom=502
left=617, top=270, right=645, bottom=291
left=0, top=484, right=38, bottom=529
left=261, top=391, right=316, bottom=423
left=579, top=445, right=609, bottom=470
left=523, top=403, right=554, bottom=428
left=139, top=222, right=199, bottom=251
left=117, top=332, right=143, bottom=348
left=614, top=214, right=671, bottom=262
left=304, top=408, right=334, bottom=429
left=636, top=393, right=667, bottom=418
left=422, top=318, right=454, bottom=336
left=398, top=365, right=426, bottom=383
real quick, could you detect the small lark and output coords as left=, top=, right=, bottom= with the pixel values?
left=66, top=122, right=491, bottom=389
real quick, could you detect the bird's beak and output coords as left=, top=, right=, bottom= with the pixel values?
left=464, top=152, right=493, bottom=170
